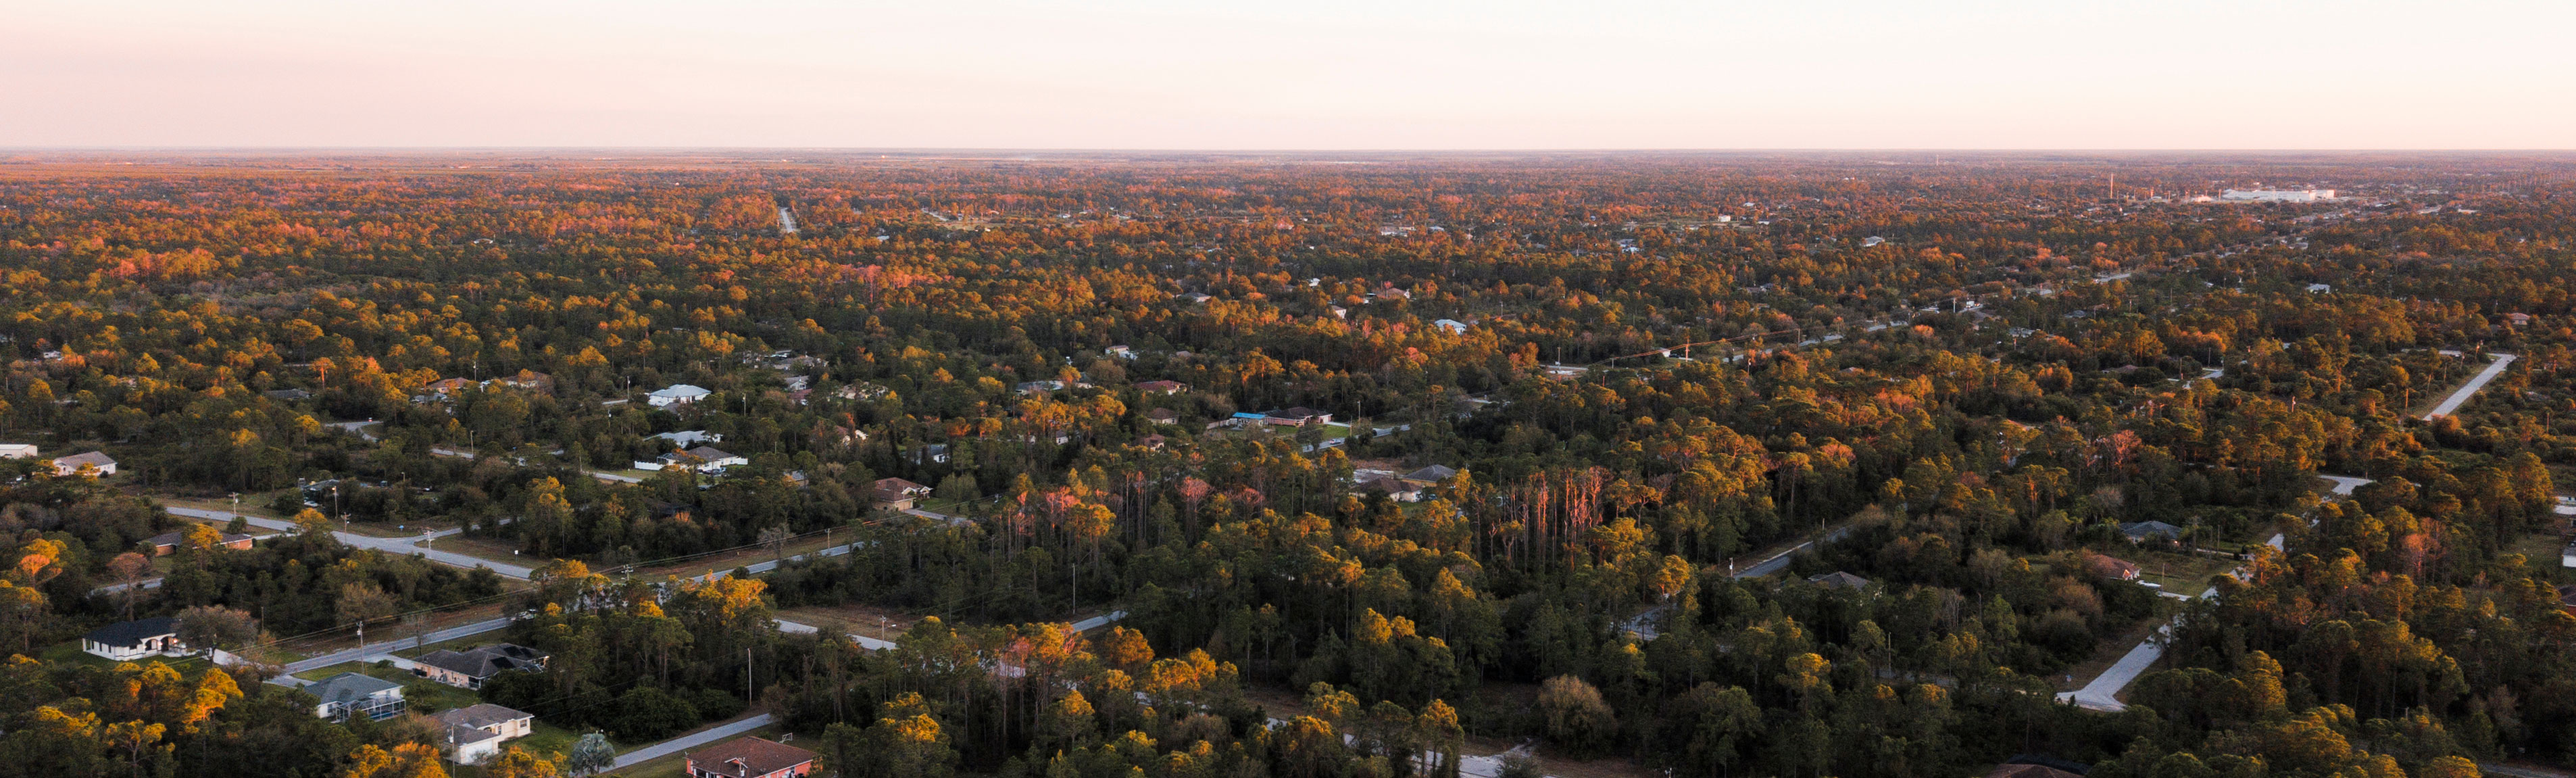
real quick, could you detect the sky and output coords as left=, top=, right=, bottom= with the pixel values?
left=5, top=0, right=2572, bottom=149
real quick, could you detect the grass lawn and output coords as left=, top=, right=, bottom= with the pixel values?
left=425, top=534, right=555, bottom=569
left=2107, top=549, right=2239, bottom=598
left=38, top=640, right=211, bottom=673
left=293, top=660, right=481, bottom=714
left=2506, top=531, right=2572, bottom=581
left=508, top=721, right=585, bottom=760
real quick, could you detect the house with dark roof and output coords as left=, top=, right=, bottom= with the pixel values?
left=687, top=736, right=816, bottom=778
left=1356, top=477, right=1422, bottom=503
left=874, top=477, right=933, bottom=510
left=1808, top=571, right=1873, bottom=590
left=2117, top=521, right=2184, bottom=543
left=1402, top=464, right=1459, bottom=486
left=1987, top=754, right=2091, bottom=778
left=306, top=672, right=405, bottom=722
left=263, top=388, right=313, bottom=401
left=82, top=616, right=186, bottom=661
left=1143, top=408, right=1180, bottom=424
left=415, top=643, right=550, bottom=689
left=435, top=703, right=535, bottom=764
left=144, top=529, right=254, bottom=556
left=1263, top=407, right=1332, bottom=427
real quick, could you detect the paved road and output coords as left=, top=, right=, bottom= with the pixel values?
left=2058, top=624, right=2166, bottom=711
left=1732, top=524, right=1857, bottom=578
left=1070, top=610, right=1127, bottom=631
left=280, top=616, right=514, bottom=673
left=687, top=542, right=860, bottom=583
left=2425, top=353, right=2517, bottom=420
left=2479, top=762, right=2576, bottom=778
left=326, top=420, right=381, bottom=441
left=611, top=712, right=774, bottom=769
left=2319, top=475, right=2375, bottom=496
left=93, top=577, right=163, bottom=595
left=168, top=507, right=535, bottom=579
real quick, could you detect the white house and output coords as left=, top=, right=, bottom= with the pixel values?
left=648, top=384, right=712, bottom=407
left=82, top=617, right=187, bottom=661
left=0, top=443, right=35, bottom=459
left=435, top=703, right=535, bottom=764
left=51, top=451, right=117, bottom=477
left=1431, top=319, right=1469, bottom=335
left=307, top=673, right=405, bottom=722
left=651, top=430, right=724, bottom=447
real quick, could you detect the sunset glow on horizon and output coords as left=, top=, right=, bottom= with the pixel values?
left=7, top=0, right=2573, bottom=149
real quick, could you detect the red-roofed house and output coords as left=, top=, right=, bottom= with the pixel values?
left=686, top=736, right=815, bottom=778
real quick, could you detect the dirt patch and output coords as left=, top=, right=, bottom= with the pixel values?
left=774, top=604, right=919, bottom=641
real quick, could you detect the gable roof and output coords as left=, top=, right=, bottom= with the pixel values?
left=685, top=446, right=740, bottom=462
left=1808, top=571, right=1873, bottom=589
left=305, top=672, right=402, bottom=705
left=2117, top=520, right=2184, bottom=539
left=689, top=736, right=816, bottom=778
left=651, top=384, right=711, bottom=398
left=417, top=644, right=549, bottom=679
left=1403, top=465, right=1458, bottom=483
left=84, top=616, right=180, bottom=648
left=436, top=702, right=533, bottom=731
left=53, top=451, right=117, bottom=468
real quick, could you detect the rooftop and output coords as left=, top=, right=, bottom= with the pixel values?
left=84, top=616, right=180, bottom=648
left=689, top=737, right=816, bottom=778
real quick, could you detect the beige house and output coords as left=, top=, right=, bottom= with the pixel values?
left=436, top=703, right=535, bottom=764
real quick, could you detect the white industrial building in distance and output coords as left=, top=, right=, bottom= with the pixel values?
left=2220, top=189, right=2336, bottom=202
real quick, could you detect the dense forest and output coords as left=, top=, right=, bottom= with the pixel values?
left=0, top=151, right=2571, bottom=777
